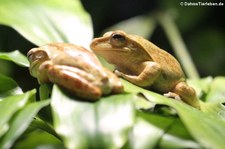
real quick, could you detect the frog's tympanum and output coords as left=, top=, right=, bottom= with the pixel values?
left=90, top=30, right=200, bottom=109
left=27, top=43, right=123, bottom=100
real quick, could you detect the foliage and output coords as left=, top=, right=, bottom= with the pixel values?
left=0, top=0, right=225, bottom=149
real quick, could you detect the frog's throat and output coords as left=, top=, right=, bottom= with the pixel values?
left=29, top=60, right=41, bottom=77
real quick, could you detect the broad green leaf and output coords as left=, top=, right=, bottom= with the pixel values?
left=137, top=112, right=193, bottom=140
left=51, top=85, right=135, bottom=149
left=122, top=79, right=225, bottom=149
left=0, top=50, right=29, bottom=67
left=128, top=117, right=165, bottom=149
left=0, top=89, right=36, bottom=138
left=200, top=102, right=225, bottom=122
left=0, top=0, right=93, bottom=47
left=0, top=100, right=50, bottom=149
left=173, top=102, right=225, bottom=149
left=27, top=117, right=60, bottom=140
left=0, top=74, right=23, bottom=99
left=159, top=133, right=201, bottom=148
left=133, top=94, right=155, bottom=110
left=205, top=76, right=225, bottom=103
left=13, top=130, right=63, bottom=149
left=129, top=112, right=200, bottom=149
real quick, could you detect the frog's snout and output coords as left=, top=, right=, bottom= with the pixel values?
left=90, top=38, right=98, bottom=50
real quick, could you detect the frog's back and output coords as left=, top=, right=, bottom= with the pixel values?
left=135, top=36, right=185, bottom=92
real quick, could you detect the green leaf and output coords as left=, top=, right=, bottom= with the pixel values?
left=51, top=85, right=135, bottom=149
left=137, top=112, right=193, bottom=140
left=173, top=102, right=225, bottom=149
left=128, top=116, right=165, bottom=149
left=0, top=74, right=23, bottom=99
left=122, top=79, right=225, bottom=149
left=205, top=76, right=225, bottom=103
left=0, top=50, right=29, bottom=67
left=0, top=90, right=36, bottom=138
left=0, top=0, right=93, bottom=47
left=201, top=102, right=225, bottom=121
left=187, top=76, right=213, bottom=99
left=28, top=117, right=60, bottom=140
left=129, top=112, right=200, bottom=149
left=13, top=130, right=63, bottom=149
left=0, top=100, right=50, bottom=149
left=159, top=133, right=201, bottom=148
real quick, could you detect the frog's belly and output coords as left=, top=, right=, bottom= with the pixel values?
left=150, top=76, right=184, bottom=94
left=150, top=82, right=176, bottom=93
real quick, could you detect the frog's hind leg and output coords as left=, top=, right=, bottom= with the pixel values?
left=46, top=64, right=102, bottom=100
left=165, top=82, right=200, bottom=109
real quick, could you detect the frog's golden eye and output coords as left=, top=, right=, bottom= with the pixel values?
left=110, top=33, right=126, bottom=47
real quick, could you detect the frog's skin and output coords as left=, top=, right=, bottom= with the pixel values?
left=90, top=30, right=200, bottom=109
left=27, top=43, right=123, bottom=100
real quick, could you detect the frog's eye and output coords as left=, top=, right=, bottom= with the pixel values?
left=27, top=50, right=48, bottom=63
left=110, top=33, right=126, bottom=47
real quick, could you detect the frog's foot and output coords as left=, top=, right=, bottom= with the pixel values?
left=105, top=69, right=124, bottom=94
left=164, top=92, right=181, bottom=101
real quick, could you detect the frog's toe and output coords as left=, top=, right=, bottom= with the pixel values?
left=164, top=92, right=181, bottom=101
left=114, top=70, right=123, bottom=76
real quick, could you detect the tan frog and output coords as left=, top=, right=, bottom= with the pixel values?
left=90, top=30, right=200, bottom=109
left=27, top=43, right=123, bottom=100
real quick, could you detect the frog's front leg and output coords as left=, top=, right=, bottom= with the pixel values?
left=39, top=61, right=102, bottom=100
left=115, top=61, right=161, bottom=87
left=104, top=68, right=123, bottom=94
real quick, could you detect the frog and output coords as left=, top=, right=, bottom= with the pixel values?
left=90, top=30, right=200, bottom=109
left=27, top=43, right=123, bottom=100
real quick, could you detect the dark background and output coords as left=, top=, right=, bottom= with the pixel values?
left=0, top=0, right=224, bottom=91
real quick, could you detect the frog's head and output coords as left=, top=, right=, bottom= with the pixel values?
left=27, top=47, right=50, bottom=78
left=90, top=30, right=150, bottom=67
